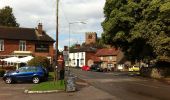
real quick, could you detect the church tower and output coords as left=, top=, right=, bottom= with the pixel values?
left=85, top=32, right=97, bottom=45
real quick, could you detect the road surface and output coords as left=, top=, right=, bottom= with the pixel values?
left=71, top=68, right=170, bottom=100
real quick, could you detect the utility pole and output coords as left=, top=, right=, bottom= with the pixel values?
left=54, top=0, right=59, bottom=81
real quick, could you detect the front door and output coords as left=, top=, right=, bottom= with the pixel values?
left=77, top=59, right=79, bottom=68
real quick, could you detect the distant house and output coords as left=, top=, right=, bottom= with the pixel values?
left=68, top=32, right=128, bottom=71
left=0, top=23, right=55, bottom=67
left=69, top=44, right=96, bottom=67
left=95, top=48, right=124, bottom=71
left=69, top=47, right=126, bottom=71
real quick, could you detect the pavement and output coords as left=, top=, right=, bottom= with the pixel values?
left=0, top=77, right=116, bottom=100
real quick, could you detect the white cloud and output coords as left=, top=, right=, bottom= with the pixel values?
left=0, top=0, right=105, bottom=48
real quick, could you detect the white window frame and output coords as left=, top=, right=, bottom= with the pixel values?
left=80, top=59, right=84, bottom=65
left=81, top=52, right=84, bottom=58
left=72, top=59, right=76, bottom=65
left=19, top=40, right=26, bottom=51
left=0, top=40, right=4, bottom=51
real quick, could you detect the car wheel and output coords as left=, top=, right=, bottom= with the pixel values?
left=5, top=77, right=12, bottom=84
left=32, top=76, right=40, bottom=84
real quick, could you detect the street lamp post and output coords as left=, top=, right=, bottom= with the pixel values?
left=68, top=22, right=86, bottom=50
left=68, top=21, right=86, bottom=74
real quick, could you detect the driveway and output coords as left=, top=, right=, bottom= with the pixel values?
left=0, top=78, right=33, bottom=100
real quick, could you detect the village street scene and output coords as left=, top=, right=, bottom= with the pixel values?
left=0, top=0, right=170, bottom=100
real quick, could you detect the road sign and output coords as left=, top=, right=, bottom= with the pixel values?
left=63, top=51, right=69, bottom=56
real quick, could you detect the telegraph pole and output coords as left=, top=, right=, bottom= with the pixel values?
left=54, top=0, right=59, bottom=81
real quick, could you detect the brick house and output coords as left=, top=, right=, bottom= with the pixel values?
left=69, top=47, right=125, bottom=71
left=0, top=23, right=55, bottom=67
left=69, top=45, right=97, bottom=68
left=95, top=48, right=124, bottom=71
left=68, top=32, right=128, bottom=70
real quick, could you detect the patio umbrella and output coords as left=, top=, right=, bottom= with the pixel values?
left=2, top=57, right=20, bottom=69
left=2, top=57, right=20, bottom=63
left=19, top=56, right=33, bottom=63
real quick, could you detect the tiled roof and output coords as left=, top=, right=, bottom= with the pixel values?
left=90, top=56, right=101, bottom=62
left=0, top=26, right=55, bottom=42
left=95, top=48, right=119, bottom=56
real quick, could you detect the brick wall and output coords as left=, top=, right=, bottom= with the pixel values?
left=0, top=40, right=19, bottom=55
left=85, top=52, right=96, bottom=66
left=0, top=39, right=54, bottom=60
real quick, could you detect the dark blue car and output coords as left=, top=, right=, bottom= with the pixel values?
left=3, top=66, right=48, bottom=84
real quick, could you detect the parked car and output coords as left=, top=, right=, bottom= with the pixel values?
left=129, top=65, right=140, bottom=71
left=3, top=66, right=48, bottom=84
left=81, top=65, right=90, bottom=71
left=90, top=64, right=103, bottom=72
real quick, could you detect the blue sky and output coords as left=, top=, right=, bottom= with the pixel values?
left=0, top=0, right=105, bottom=50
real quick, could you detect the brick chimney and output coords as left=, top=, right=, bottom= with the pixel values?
left=38, top=23, right=43, bottom=35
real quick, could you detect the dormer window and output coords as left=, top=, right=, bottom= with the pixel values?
left=19, top=40, right=26, bottom=51
left=0, top=40, right=4, bottom=51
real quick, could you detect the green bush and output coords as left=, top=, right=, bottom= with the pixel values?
left=28, top=56, right=50, bottom=68
left=0, top=69, right=5, bottom=77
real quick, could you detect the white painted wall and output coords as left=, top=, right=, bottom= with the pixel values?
left=69, top=52, right=86, bottom=67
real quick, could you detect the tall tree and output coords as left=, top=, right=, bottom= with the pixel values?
left=102, top=0, right=170, bottom=62
left=131, top=0, right=170, bottom=62
left=0, top=6, right=19, bottom=27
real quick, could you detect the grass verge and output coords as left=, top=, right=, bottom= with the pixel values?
left=30, top=72, right=65, bottom=91
left=30, top=80, right=65, bottom=91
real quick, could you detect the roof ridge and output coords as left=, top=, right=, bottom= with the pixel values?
left=0, top=26, right=55, bottom=42
left=0, top=26, right=34, bottom=30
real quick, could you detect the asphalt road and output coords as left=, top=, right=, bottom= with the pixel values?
left=71, top=68, right=170, bottom=100
left=0, top=76, right=114, bottom=100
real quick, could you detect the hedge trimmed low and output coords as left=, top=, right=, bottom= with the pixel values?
left=28, top=56, right=50, bottom=68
